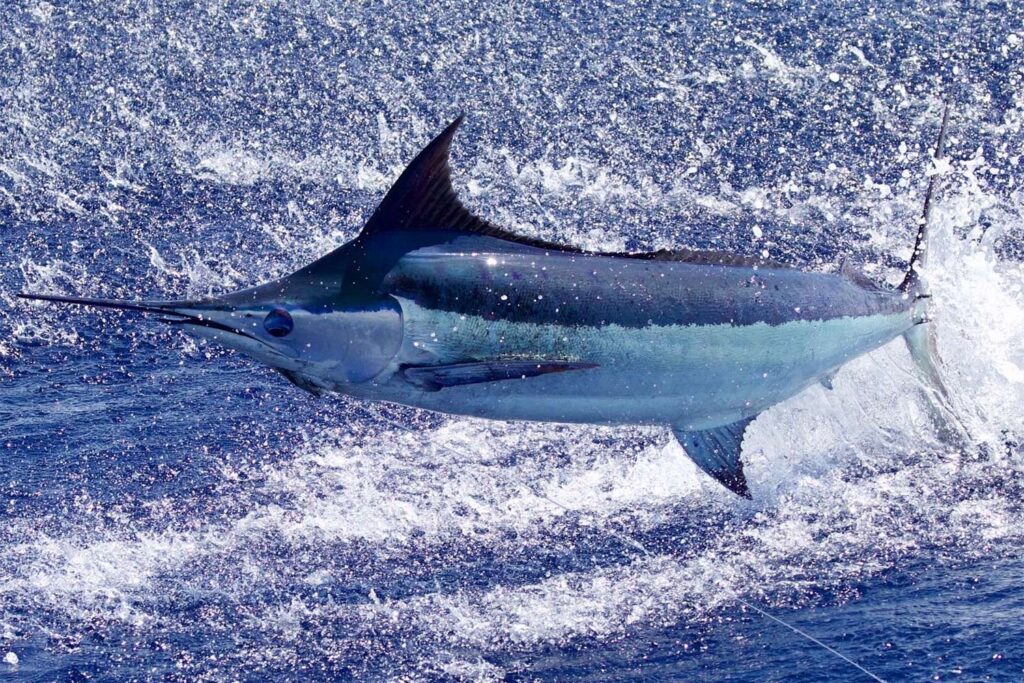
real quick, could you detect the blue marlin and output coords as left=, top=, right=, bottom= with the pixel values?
left=20, top=112, right=958, bottom=498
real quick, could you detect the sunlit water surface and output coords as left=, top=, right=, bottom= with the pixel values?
left=2, top=1, right=1023, bottom=680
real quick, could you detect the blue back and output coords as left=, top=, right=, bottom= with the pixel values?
left=380, top=234, right=909, bottom=328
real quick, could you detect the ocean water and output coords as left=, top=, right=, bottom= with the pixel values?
left=2, top=1, right=1023, bottom=680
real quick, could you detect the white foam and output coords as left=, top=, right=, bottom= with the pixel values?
left=4, top=160, right=1023, bottom=676
left=140, top=241, right=250, bottom=297
left=4, top=526, right=205, bottom=626
left=194, top=148, right=267, bottom=186
left=737, top=38, right=815, bottom=86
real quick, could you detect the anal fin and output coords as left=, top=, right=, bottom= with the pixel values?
left=401, top=360, right=597, bottom=392
left=671, top=417, right=755, bottom=498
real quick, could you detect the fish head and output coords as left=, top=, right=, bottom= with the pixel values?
left=18, top=276, right=405, bottom=389
left=183, top=288, right=405, bottom=387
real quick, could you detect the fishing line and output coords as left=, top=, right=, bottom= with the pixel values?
left=735, top=598, right=886, bottom=683
left=357, top=404, right=888, bottom=682
left=538, top=492, right=887, bottom=683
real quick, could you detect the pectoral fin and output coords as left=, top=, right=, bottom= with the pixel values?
left=400, top=360, right=597, bottom=392
left=671, top=417, right=755, bottom=498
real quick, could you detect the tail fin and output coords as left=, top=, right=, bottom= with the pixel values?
left=903, top=322, right=969, bottom=443
left=899, top=102, right=951, bottom=295
left=899, top=102, right=970, bottom=444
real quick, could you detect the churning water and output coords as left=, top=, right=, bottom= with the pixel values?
left=2, top=1, right=1023, bottom=680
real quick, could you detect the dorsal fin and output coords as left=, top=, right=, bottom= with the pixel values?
left=351, top=116, right=794, bottom=271
left=359, top=115, right=497, bottom=237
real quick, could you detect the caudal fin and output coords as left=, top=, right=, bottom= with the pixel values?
left=900, top=102, right=951, bottom=295
left=899, top=102, right=970, bottom=444
left=903, top=322, right=969, bottom=444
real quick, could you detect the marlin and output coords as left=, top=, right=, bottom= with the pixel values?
left=20, top=111, right=959, bottom=498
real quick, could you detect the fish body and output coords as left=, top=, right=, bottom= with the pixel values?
left=20, top=114, right=955, bottom=498
left=350, top=235, right=916, bottom=429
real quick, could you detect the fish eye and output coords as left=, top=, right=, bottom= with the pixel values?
left=263, top=307, right=294, bottom=338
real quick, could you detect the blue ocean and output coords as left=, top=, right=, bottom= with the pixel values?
left=2, top=1, right=1023, bottom=680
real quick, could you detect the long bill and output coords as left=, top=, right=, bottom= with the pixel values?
left=17, top=291, right=267, bottom=343
left=17, top=292, right=197, bottom=317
